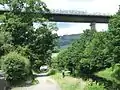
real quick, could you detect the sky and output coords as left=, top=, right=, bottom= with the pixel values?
left=42, top=0, right=120, bottom=36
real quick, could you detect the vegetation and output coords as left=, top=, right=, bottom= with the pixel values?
left=52, top=73, right=86, bottom=90
left=52, top=8, right=120, bottom=90
left=47, top=69, right=57, bottom=75
left=85, top=81, right=106, bottom=90
left=54, top=12, right=120, bottom=76
left=96, top=67, right=112, bottom=81
left=55, top=29, right=109, bottom=75
left=59, top=34, right=80, bottom=49
left=111, top=64, right=120, bottom=81
left=0, top=0, right=58, bottom=85
left=96, top=64, right=120, bottom=84
left=1, top=52, right=30, bottom=85
left=52, top=73, right=107, bottom=90
left=0, top=31, right=13, bottom=57
left=0, top=0, right=120, bottom=90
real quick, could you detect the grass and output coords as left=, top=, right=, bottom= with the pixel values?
left=84, top=81, right=106, bottom=90
left=52, top=73, right=86, bottom=90
left=95, top=67, right=113, bottom=81
left=95, top=67, right=120, bottom=84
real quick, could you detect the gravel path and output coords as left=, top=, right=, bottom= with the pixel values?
left=12, top=74, right=61, bottom=90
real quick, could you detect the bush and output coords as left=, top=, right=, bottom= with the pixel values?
left=111, top=64, right=120, bottom=80
left=1, top=44, right=14, bottom=54
left=85, top=81, right=106, bottom=90
left=1, top=52, right=31, bottom=85
left=33, top=60, right=42, bottom=73
left=48, top=69, right=57, bottom=75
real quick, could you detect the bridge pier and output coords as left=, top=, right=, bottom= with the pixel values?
left=90, top=22, right=96, bottom=30
left=118, top=5, right=120, bottom=12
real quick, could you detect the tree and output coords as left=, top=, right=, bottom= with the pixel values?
left=1, top=52, right=30, bottom=85
left=56, top=29, right=95, bottom=76
left=29, top=23, right=58, bottom=70
left=0, top=31, right=13, bottom=57
left=0, top=0, right=58, bottom=71
left=108, top=13, right=120, bottom=64
left=83, top=32, right=110, bottom=73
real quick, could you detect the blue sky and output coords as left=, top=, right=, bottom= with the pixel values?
left=43, top=0, right=120, bottom=36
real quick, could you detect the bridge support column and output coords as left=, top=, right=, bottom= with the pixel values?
left=118, top=5, right=120, bottom=12
left=90, top=22, right=96, bottom=30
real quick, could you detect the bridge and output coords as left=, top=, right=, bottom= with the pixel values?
left=48, top=9, right=111, bottom=23
left=46, top=9, right=112, bottom=30
left=0, top=5, right=119, bottom=30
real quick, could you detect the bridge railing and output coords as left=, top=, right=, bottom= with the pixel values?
left=0, top=8, right=111, bottom=16
left=49, top=9, right=111, bottom=16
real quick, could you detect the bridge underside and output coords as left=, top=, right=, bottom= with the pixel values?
left=0, top=10, right=111, bottom=30
left=47, top=14, right=110, bottom=23
left=0, top=10, right=110, bottom=23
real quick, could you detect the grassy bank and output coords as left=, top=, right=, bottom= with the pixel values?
left=95, top=67, right=120, bottom=84
left=52, top=73, right=86, bottom=90
left=95, top=67, right=113, bottom=81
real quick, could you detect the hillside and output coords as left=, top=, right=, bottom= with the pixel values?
left=58, top=34, right=80, bottom=49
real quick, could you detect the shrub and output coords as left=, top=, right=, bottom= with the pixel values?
left=48, top=69, right=57, bottom=75
left=1, top=52, right=30, bottom=85
left=1, top=44, right=14, bottom=54
left=79, top=58, right=91, bottom=74
left=85, top=81, right=106, bottom=90
left=111, top=64, right=120, bottom=80
left=32, top=60, right=43, bottom=73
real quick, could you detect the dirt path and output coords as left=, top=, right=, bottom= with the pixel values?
left=12, top=74, right=61, bottom=90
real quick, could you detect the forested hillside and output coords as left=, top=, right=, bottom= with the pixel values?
left=58, top=34, right=80, bottom=49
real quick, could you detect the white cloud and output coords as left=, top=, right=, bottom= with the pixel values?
left=42, top=0, right=119, bottom=35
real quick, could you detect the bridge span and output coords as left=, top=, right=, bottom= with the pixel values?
left=48, top=9, right=111, bottom=23
left=0, top=7, right=118, bottom=30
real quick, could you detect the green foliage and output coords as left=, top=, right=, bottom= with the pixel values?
left=95, top=67, right=113, bottom=82
left=0, top=0, right=58, bottom=85
left=111, top=64, right=120, bottom=80
left=82, top=32, right=110, bottom=73
left=1, top=52, right=30, bottom=85
left=0, top=0, right=49, bottom=14
left=29, top=24, right=58, bottom=71
left=56, top=29, right=104, bottom=75
left=55, top=27, right=114, bottom=76
left=55, top=12, right=120, bottom=77
left=59, top=34, right=80, bottom=49
left=15, top=46, right=30, bottom=58
left=52, top=73, right=83, bottom=90
left=107, top=13, right=120, bottom=64
left=32, top=60, right=42, bottom=72
left=0, top=31, right=12, bottom=45
left=96, top=65, right=120, bottom=84
left=95, top=12, right=120, bottom=86
left=0, top=0, right=58, bottom=72
left=48, top=69, right=57, bottom=75
left=0, top=31, right=13, bottom=57
left=85, top=81, right=106, bottom=90
left=51, top=56, right=58, bottom=69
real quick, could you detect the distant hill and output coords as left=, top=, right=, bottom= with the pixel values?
left=58, top=34, right=80, bottom=49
